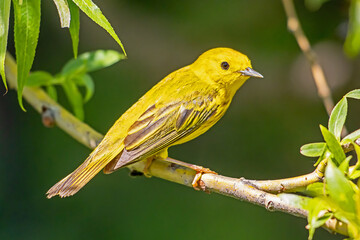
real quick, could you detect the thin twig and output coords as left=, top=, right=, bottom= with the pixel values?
left=4, top=52, right=350, bottom=236
left=244, top=159, right=357, bottom=194
left=242, top=158, right=327, bottom=193
left=342, top=138, right=360, bottom=153
left=282, top=0, right=335, bottom=116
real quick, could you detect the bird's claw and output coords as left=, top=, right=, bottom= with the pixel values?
left=191, top=166, right=217, bottom=192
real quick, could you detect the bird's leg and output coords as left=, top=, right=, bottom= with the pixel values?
left=142, top=150, right=169, bottom=177
left=163, top=158, right=217, bottom=191
left=142, top=157, right=154, bottom=178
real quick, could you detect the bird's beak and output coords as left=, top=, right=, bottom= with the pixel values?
left=239, top=67, right=263, bottom=78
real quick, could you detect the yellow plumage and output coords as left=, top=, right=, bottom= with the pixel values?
left=46, top=47, right=263, bottom=198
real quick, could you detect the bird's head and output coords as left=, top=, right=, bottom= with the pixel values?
left=192, top=47, right=263, bottom=94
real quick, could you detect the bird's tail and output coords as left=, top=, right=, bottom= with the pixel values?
left=46, top=143, right=123, bottom=198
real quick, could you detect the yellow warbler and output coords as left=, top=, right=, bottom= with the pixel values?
left=47, top=47, right=263, bottom=198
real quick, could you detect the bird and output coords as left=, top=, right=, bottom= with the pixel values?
left=46, top=47, right=263, bottom=198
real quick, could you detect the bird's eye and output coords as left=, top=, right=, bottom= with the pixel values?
left=221, top=61, right=229, bottom=70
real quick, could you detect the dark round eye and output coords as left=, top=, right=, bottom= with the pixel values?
left=221, top=61, right=229, bottom=70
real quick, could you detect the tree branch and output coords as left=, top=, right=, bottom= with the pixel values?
left=4, top=52, right=352, bottom=236
left=5, top=53, right=103, bottom=149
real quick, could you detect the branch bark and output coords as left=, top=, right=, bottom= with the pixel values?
left=4, top=52, right=352, bottom=237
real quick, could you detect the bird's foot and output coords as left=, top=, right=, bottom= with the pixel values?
left=162, top=158, right=217, bottom=191
left=191, top=166, right=217, bottom=192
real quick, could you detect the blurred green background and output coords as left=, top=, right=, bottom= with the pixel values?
left=1, top=0, right=360, bottom=239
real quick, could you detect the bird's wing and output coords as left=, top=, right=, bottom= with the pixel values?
left=46, top=66, right=196, bottom=198
left=110, top=93, right=219, bottom=171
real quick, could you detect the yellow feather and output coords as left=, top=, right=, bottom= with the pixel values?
left=47, top=47, right=263, bottom=198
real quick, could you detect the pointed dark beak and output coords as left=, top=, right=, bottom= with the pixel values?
left=239, top=67, right=263, bottom=78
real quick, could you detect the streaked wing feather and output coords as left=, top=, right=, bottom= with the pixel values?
left=113, top=96, right=218, bottom=170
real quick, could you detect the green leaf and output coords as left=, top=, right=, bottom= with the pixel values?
left=67, top=0, right=79, bottom=58
left=51, top=74, right=67, bottom=85
left=80, top=50, right=125, bottom=72
left=308, top=212, right=333, bottom=240
left=328, top=97, right=348, bottom=141
left=303, top=182, right=325, bottom=197
left=344, top=0, right=360, bottom=57
left=325, top=160, right=357, bottom=214
left=73, top=74, right=94, bottom=102
left=300, top=142, right=326, bottom=157
left=349, top=143, right=360, bottom=179
left=62, top=80, right=84, bottom=120
left=0, top=0, right=11, bottom=93
left=304, top=197, right=332, bottom=240
left=71, top=0, right=126, bottom=56
left=52, top=0, right=70, bottom=28
left=346, top=89, right=360, bottom=99
left=354, top=193, right=360, bottom=238
left=304, top=0, right=329, bottom=11
left=338, top=155, right=352, bottom=174
left=26, top=71, right=53, bottom=87
left=348, top=220, right=360, bottom=240
left=13, top=0, right=41, bottom=111
left=350, top=170, right=360, bottom=179
left=46, top=85, right=57, bottom=101
left=343, top=129, right=360, bottom=142
left=62, top=50, right=125, bottom=75
left=320, top=125, right=346, bottom=165
left=314, top=146, right=331, bottom=166
left=353, top=143, right=360, bottom=165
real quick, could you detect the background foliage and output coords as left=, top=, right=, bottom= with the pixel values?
left=1, top=0, right=360, bottom=239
